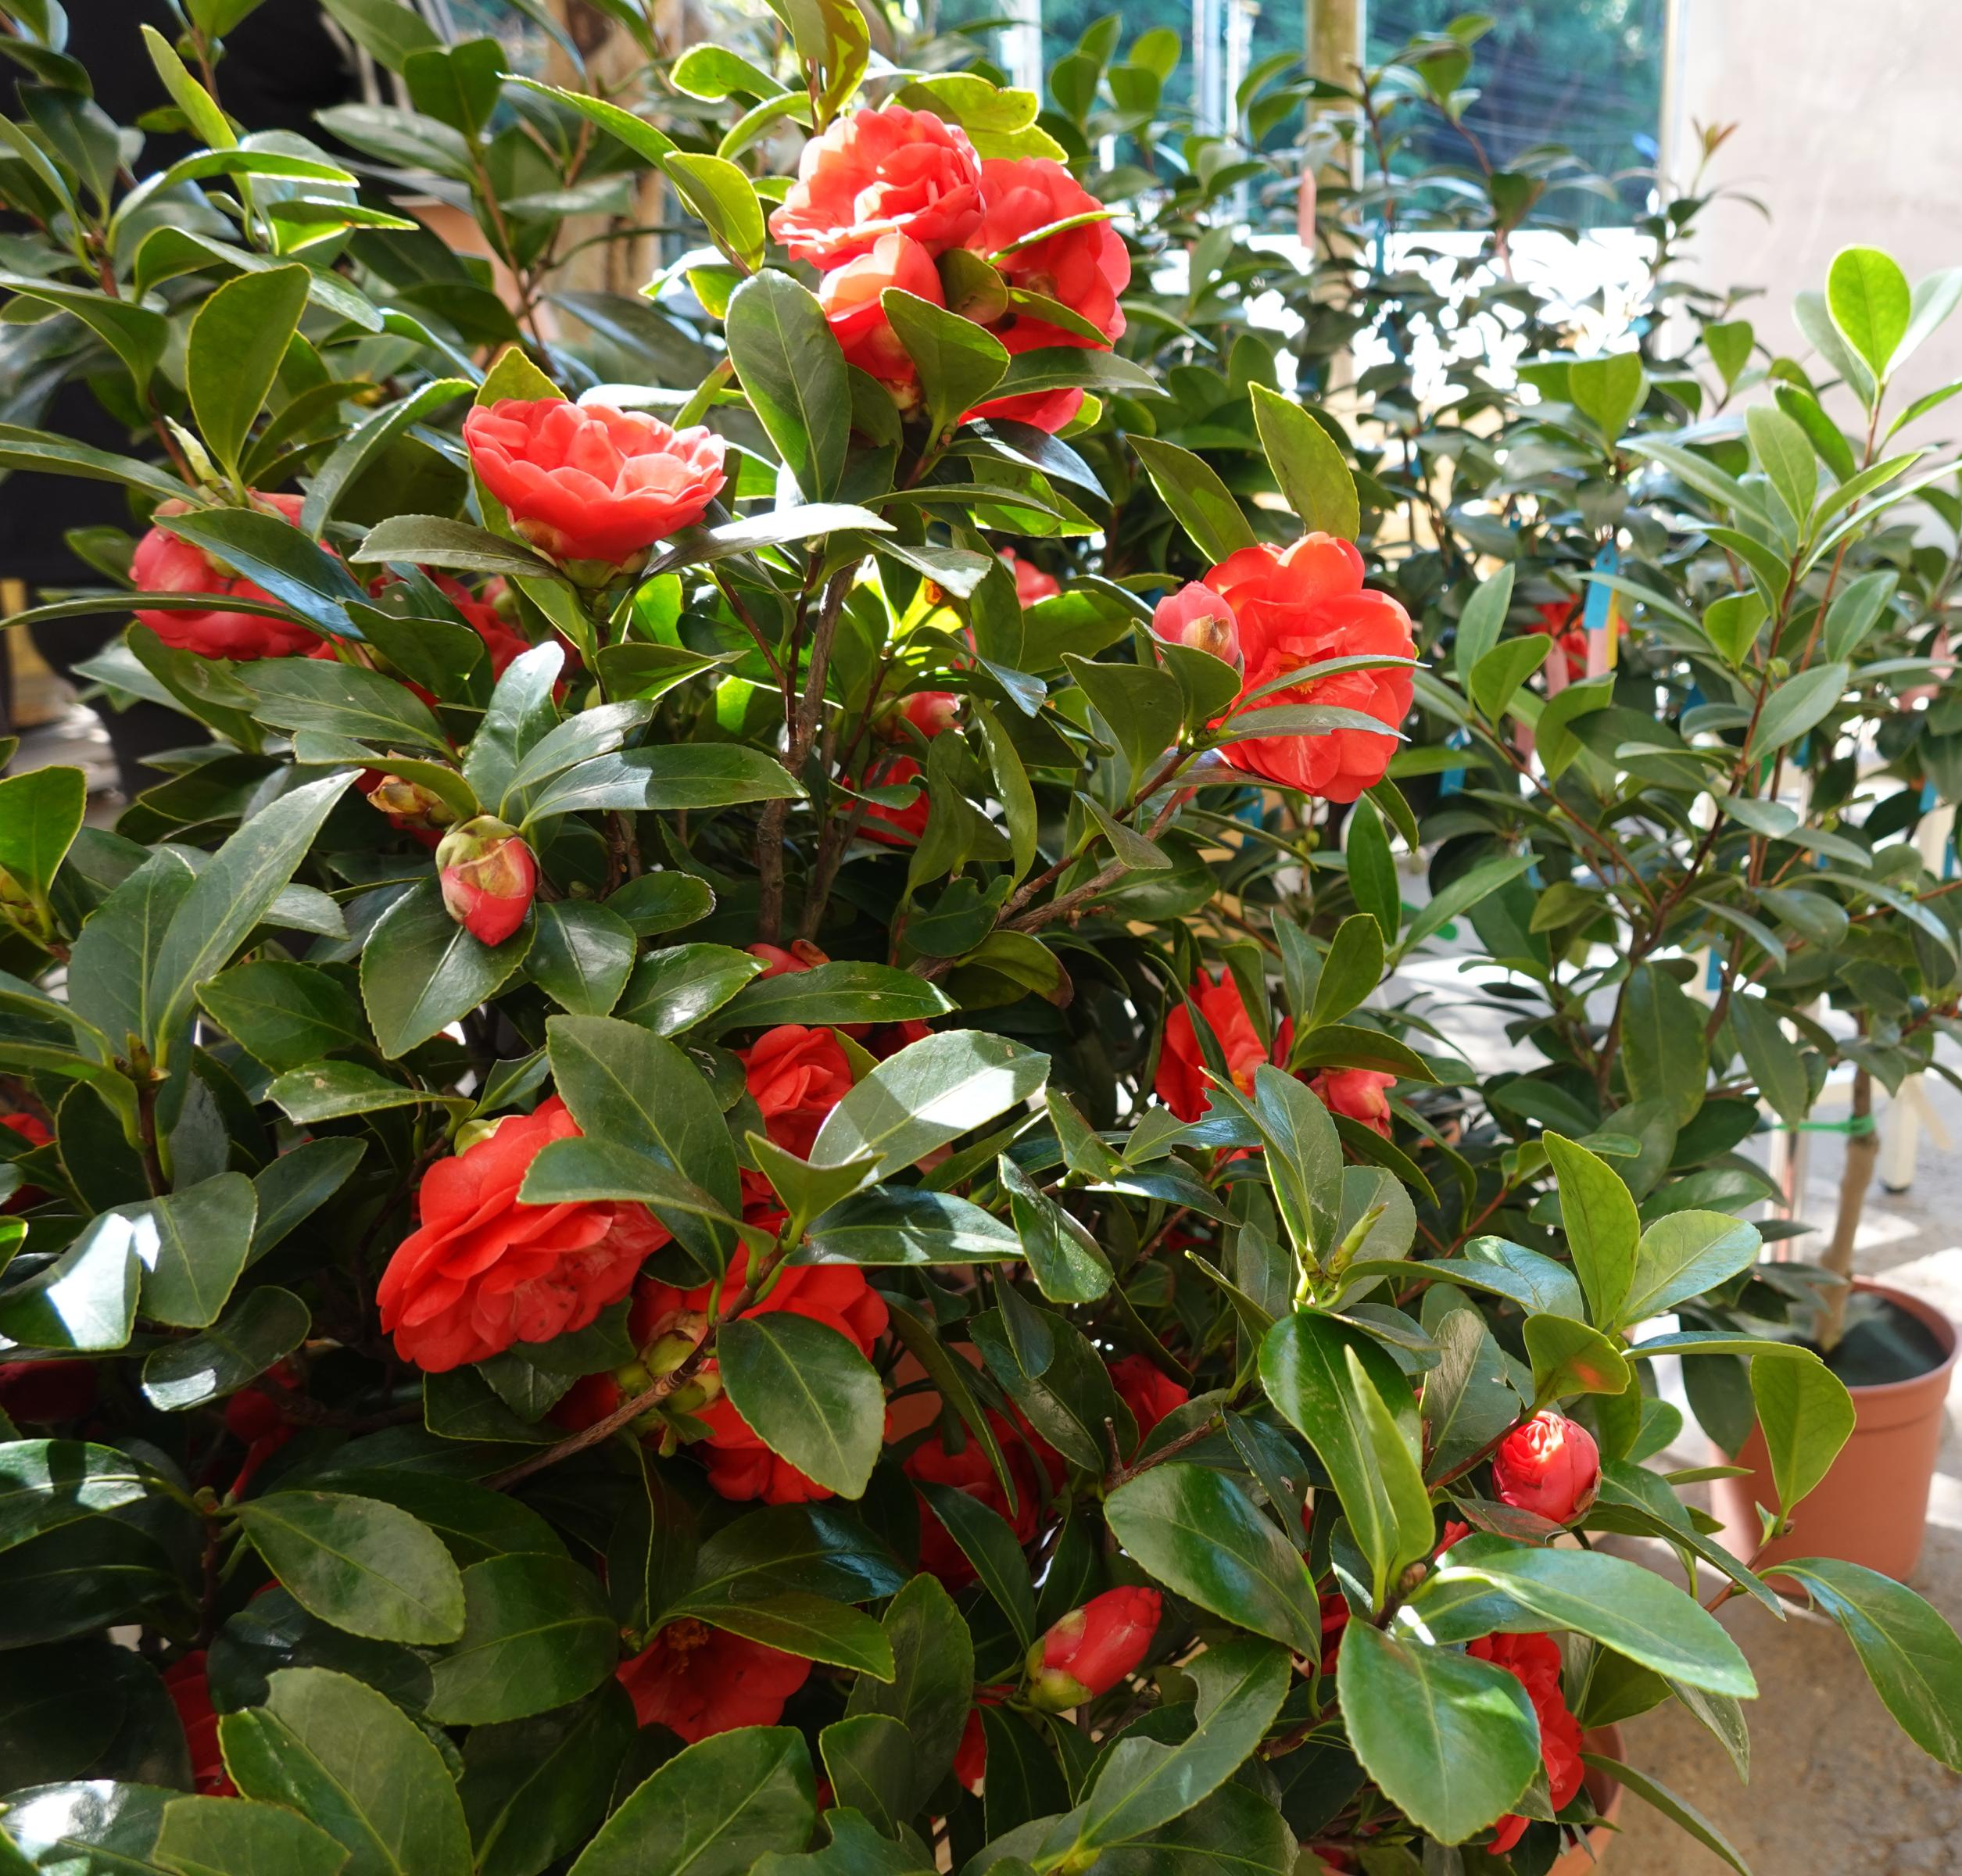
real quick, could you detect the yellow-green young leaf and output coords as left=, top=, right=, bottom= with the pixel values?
left=1828, top=245, right=1913, bottom=378
left=1452, top=562, right=1514, bottom=679
left=1702, top=591, right=1765, bottom=667
left=1470, top=635, right=1552, bottom=723
left=1704, top=318, right=1753, bottom=389
left=1566, top=349, right=1646, bottom=440
left=1750, top=1353, right=1855, bottom=1520
left=153, top=1794, right=349, bottom=1876
left=0, top=763, right=84, bottom=903
left=1745, top=402, right=1818, bottom=530
left=1542, top=1131, right=1638, bottom=1327
left=665, top=151, right=766, bottom=271
left=1129, top=433, right=1258, bottom=562
left=1523, top=1312, right=1631, bottom=1403
left=1249, top=382, right=1359, bottom=539
left=141, top=24, right=235, bottom=148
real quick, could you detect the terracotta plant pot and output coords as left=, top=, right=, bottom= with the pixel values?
left=1549, top=1724, right=1624, bottom=1874
left=1710, top=1280, right=1958, bottom=1581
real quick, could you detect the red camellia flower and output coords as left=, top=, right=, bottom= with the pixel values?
left=1532, top=598, right=1588, bottom=686
left=1310, top=1067, right=1396, bottom=1138
left=1469, top=1631, right=1585, bottom=1852
left=859, top=754, right=929, bottom=846
left=618, top=1618, right=811, bottom=1742
left=904, top=1408, right=1048, bottom=1588
left=1204, top=535, right=1416, bottom=803
left=436, top=816, right=538, bottom=946
left=1154, top=967, right=1291, bottom=1123
left=818, top=231, right=942, bottom=399
left=1491, top=1410, right=1601, bottom=1522
left=435, top=574, right=530, bottom=678
left=1108, top=1353, right=1188, bottom=1450
left=740, top=1023, right=854, bottom=1159
left=965, top=159, right=1130, bottom=432
left=133, top=492, right=318, bottom=661
left=770, top=105, right=983, bottom=267
left=1152, top=581, right=1241, bottom=666
left=1000, top=547, right=1060, bottom=607
left=463, top=399, right=726, bottom=565
left=162, top=1653, right=236, bottom=1796
left=898, top=689, right=959, bottom=738
left=750, top=939, right=830, bottom=978
left=635, top=1244, right=888, bottom=1503
left=1025, top=1585, right=1162, bottom=1710
left=376, top=1096, right=667, bottom=1372
left=1317, top=1590, right=1350, bottom=1677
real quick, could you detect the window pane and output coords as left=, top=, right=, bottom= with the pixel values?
left=1366, top=0, right=1665, bottom=224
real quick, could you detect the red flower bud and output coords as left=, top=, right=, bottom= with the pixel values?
left=1025, top=1584, right=1161, bottom=1710
left=897, top=689, right=960, bottom=739
left=748, top=940, right=830, bottom=979
left=1151, top=581, right=1241, bottom=666
left=436, top=816, right=537, bottom=947
left=1491, top=1410, right=1600, bottom=1522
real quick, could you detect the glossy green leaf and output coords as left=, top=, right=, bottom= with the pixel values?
left=571, top=1726, right=815, bottom=1876
left=1827, top=245, right=1912, bottom=376
left=1336, top=1620, right=1538, bottom=1845
left=188, top=266, right=311, bottom=481
left=361, top=878, right=533, bottom=1060
left=615, top=943, right=765, bottom=1035
left=220, top=1667, right=471, bottom=1876
left=425, top=1553, right=618, bottom=1723
left=718, top=1313, right=883, bottom=1499
left=725, top=269, right=848, bottom=500
left=1128, top=434, right=1258, bottom=562
left=1105, top=1462, right=1319, bottom=1653
left=1523, top=1313, right=1631, bottom=1402
left=235, top=1491, right=467, bottom=1645
left=0, top=764, right=85, bottom=905
left=458, top=1684, right=637, bottom=1876
left=152, top=1794, right=350, bottom=1876
left=998, top=1156, right=1111, bottom=1303
left=528, top=900, right=636, bottom=1016
left=141, top=1287, right=310, bottom=1412
left=1750, top=1354, right=1855, bottom=1521
left=1542, top=1132, right=1638, bottom=1327
left=1249, top=383, right=1358, bottom=539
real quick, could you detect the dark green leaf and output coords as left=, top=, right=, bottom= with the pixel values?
left=718, top=1314, right=883, bottom=1499
left=425, top=1553, right=618, bottom=1724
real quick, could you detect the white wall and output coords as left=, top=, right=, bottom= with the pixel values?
left=1667, top=0, right=1962, bottom=427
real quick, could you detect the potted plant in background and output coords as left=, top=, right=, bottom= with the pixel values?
left=0, top=5, right=1957, bottom=1874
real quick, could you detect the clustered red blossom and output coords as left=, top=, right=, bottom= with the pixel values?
left=1470, top=1631, right=1587, bottom=1853
left=464, top=396, right=726, bottom=565
left=770, top=105, right=1130, bottom=435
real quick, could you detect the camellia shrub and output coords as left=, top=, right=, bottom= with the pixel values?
left=0, top=6, right=1960, bottom=1876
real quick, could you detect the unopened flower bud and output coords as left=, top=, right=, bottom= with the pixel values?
left=363, top=774, right=457, bottom=831
left=1024, top=1585, right=1161, bottom=1710
left=1492, top=1410, right=1600, bottom=1522
left=1151, top=582, right=1241, bottom=668
left=435, top=815, right=537, bottom=947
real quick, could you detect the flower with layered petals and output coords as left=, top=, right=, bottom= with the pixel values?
left=1205, top=535, right=1416, bottom=802
left=1470, top=1631, right=1585, bottom=1853
left=1026, top=1585, right=1161, bottom=1710
left=818, top=231, right=942, bottom=399
left=377, top=1097, right=667, bottom=1372
left=771, top=106, right=983, bottom=267
left=904, top=1409, right=1047, bottom=1588
left=1492, top=1411, right=1600, bottom=1523
left=740, top=1023, right=854, bottom=1159
left=463, top=399, right=725, bottom=565
left=1154, top=967, right=1291, bottom=1123
left=435, top=574, right=530, bottom=678
left=619, top=1618, right=811, bottom=1741
left=1310, top=1067, right=1396, bottom=1138
left=133, top=493, right=318, bottom=661
left=965, top=159, right=1130, bottom=432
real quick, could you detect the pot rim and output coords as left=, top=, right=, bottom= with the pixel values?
left=1838, top=1278, right=1960, bottom=1400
